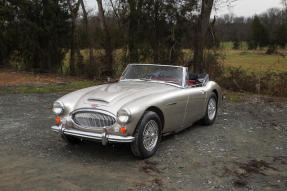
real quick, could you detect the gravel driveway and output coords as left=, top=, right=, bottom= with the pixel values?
left=0, top=92, right=286, bottom=191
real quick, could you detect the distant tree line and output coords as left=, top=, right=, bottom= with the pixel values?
left=3, top=0, right=286, bottom=78
left=215, top=6, right=287, bottom=51
left=0, top=0, right=71, bottom=72
left=2, top=0, right=222, bottom=77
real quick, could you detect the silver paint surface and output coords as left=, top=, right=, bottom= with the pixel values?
left=54, top=65, right=222, bottom=138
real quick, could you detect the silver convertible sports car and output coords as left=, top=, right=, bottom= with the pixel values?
left=51, top=64, right=223, bottom=158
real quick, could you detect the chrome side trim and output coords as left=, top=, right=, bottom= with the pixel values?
left=167, top=102, right=177, bottom=106
left=51, top=125, right=135, bottom=144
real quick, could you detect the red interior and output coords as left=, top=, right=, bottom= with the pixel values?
left=188, top=80, right=200, bottom=86
left=150, top=78, right=200, bottom=86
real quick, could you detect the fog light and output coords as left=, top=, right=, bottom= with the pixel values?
left=120, top=126, right=127, bottom=134
left=56, top=118, right=61, bottom=125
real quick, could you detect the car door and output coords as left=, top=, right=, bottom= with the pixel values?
left=182, top=86, right=208, bottom=128
left=162, top=90, right=189, bottom=133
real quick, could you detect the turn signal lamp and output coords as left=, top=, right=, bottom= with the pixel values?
left=56, top=118, right=61, bottom=125
left=120, top=126, right=127, bottom=134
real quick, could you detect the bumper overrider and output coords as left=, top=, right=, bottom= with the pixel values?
left=51, top=124, right=135, bottom=145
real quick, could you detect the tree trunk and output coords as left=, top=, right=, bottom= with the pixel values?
left=192, top=0, right=214, bottom=73
left=127, top=0, right=138, bottom=62
left=96, top=0, right=113, bottom=77
left=153, top=0, right=160, bottom=64
left=70, top=19, right=76, bottom=75
left=67, top=0, right=81, bottom=75
left=127, top=0, right=143, bottom=63
left=80, top=0, right=94, bottom=66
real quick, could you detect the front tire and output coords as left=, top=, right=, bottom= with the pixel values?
left=130, top=111, right=162, bottom=159
left=202, top=92, right=218, bottom=125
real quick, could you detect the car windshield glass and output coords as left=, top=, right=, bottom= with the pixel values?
left=121, top=64, right=184, bottom=86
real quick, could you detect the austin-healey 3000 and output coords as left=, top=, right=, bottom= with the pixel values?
left=51, top=64, right=223, bottom=158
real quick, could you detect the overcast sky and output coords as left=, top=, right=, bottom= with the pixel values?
left=86, top=0, right=284, bottom=17
left=213, top=0, right=283, bottom=17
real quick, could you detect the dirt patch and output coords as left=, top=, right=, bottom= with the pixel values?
left=233, top=179, right=248, bottom=188
left=0, top=69, right=92, bottom=86
left=0, top=69, right=66, bottom=86
left=271, top=156, right=287, bottom=165
left=140, top=160, right=160, bottom=174
left=236, top=160, right=278, bottom=176
left=228, top=159, right=286, bottom=189
left=139, top=160, right=163, bottom=189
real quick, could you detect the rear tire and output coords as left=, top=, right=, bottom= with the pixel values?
left=130, top=111, right=162, bottom=159
left=202, top=92, right=218, bottom=125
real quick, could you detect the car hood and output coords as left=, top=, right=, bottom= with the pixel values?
left=59, top=81, right=177, bottom=115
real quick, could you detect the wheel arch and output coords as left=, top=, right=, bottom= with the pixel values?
left=212, top=89, right=219, bottom=103
left=145, top=106, right=165, bottom=130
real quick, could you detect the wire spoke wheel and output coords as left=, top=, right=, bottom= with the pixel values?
left=130, top=111, right=162, bottom=158
left=142, top=120, right=159, bottom=152
left=207, top=97, right=217, bottom=121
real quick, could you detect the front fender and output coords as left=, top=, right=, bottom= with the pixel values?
left=122, top=88, right=188, bottom=135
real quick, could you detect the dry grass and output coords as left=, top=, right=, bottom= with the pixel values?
left=0, top=69, right=69, bottom=86
left=62, top=48, right=287, bottom=76
left=223, top=50, right=287, bottom=74
left=0, top=69, right=98, bottom=94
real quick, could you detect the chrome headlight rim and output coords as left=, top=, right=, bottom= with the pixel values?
left=52, top=101, right=65, bottom=115
left=117, top=109, right=131, bottom=124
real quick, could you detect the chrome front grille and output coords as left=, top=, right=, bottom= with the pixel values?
left=72, top=110, right=116, bottom=129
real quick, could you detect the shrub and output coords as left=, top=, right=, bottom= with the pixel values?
left=218, top=67, right=287, bottom=97
left=247, top=40, right=257, bottom=50
left=232, top=39, right=240, bottom=50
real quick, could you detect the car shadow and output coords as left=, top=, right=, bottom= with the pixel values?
left=52, top=122, right=207, bottom=161
left=59, top=140, right=136, bottom=161
left=161, top=121, right=205, bottom=142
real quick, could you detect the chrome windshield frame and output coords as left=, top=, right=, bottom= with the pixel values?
left=120, top=64, right=187, bottom=88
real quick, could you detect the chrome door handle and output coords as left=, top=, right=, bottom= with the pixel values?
left=200, top=90, right=206, bottom=94
left=167, top=102, right=177, bottom=106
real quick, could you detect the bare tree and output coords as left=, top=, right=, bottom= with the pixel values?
left=190, top=0, right=237, bottom=72
left=80, top=0, right=94, bottom=66
left=282, top=0, right=287, bottom=22
left=96, top=0, right=114, bottom=77
left=67, top=0, right=81, bottom=75
left=192, top=0, right=214, bottom=73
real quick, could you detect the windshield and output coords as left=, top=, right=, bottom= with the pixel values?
left=120, top=64, right=184, bottom=86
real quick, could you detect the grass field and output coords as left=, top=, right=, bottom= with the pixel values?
left=221, top=41, right=249, bottom=50
left=62, top=45, right=287, bottom=76
left=223, top=50, right=287, bottom=74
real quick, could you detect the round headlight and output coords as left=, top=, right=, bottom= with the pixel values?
left=52, top=101, right=64, bottom=115
left=117, top=109, right=131, bottom=124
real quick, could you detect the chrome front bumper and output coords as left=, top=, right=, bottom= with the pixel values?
left=51, top=125, right=135, bottom=145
